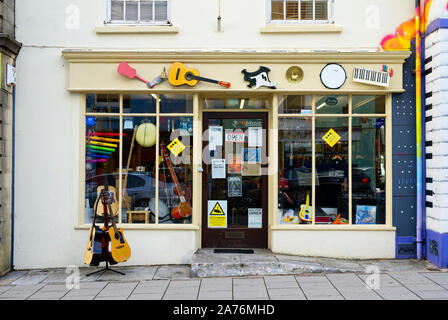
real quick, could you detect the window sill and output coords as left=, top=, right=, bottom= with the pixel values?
left=75, top=224, right=199, bottom=230
left=260, top=24, right=343, bottom=34
left=95, top=25, right=179, bottom=34
left=271, top=225, right=396, bottom=231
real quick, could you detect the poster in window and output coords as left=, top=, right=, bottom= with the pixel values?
left=228, top=154, right=242, bottom=174
left=242, top=163, right=261, bottom=176
left=212, top=159, right=226, bottom=179
left=243, top=148, right=260, bottom=163
left=228, top=176, right=242, bottom=197
left=248, top=208, right=262, bottom=228
left=248, top=127, right=263, bottom=147
left=209, top=126, right=223, bottom=151
left=355, top=205, right=376, bottom=224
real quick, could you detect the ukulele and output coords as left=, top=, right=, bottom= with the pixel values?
left=102, top=189, right=131, bottom=263
left=299, top=192, right=312, bottom=222
left=84, top=196, right=103, bottom=266
left=160, top=143, right=192, bottom=219
left=168, top=62, right=231, bottom=88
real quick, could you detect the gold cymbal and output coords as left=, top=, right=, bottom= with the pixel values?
left=286, top=66, right=303, bottom=84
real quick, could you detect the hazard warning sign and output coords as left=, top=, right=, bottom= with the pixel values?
left=208, top=200, right=227, bottom=228
left=322, top=128, right=341, bottom=148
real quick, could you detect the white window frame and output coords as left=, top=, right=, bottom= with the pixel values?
left=105, top=0, right=171, bottom=25
left=267, top=0, right=333, bottom=24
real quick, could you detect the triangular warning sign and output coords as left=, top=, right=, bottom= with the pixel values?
left=210, top=202, right=225, bottom=215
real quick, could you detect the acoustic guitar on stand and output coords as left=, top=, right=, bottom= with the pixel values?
left=101, top=189, right=131, bottom=263
left=168, top=62, right=231, bottom=88
left=84, top=196, right=103, bottom=266
left=160, top=143, right=192, bottom=220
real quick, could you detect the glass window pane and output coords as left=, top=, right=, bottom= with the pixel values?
left=86, top=94, right=119, bottom=113
left=352, top=95, right=386, bottom=114
left=278, top=118, right=313, bottom=225
left=140, top=0, right=153, bottom=20
left=111, top=0, right=124, bottom=20
left=123, top=94, right=156, bottom=113
left=315, top=118, right=349, bottom=224
left=271, top=0, right=284, bottom=20
left=300, top=0, right=313, bottom=20
left=315, top=0, right=328, bottom=20
left=352, top=117, right=386, bottom=224
left=278, top=95, right=312, bottom=114
left=286, top=0, right=298, bottom=20
left=202, top=96, right=270, bottom=110
left=85, top=117, right=121, bottom=224
left=160, top=94, right=193, bottom=113
left=159, top=117, right=193, bottom=224
left=315, top=95, right=348, bottom=114
left=125, top=1, right=139, bottom=21
left=154, top=0, right=168, bottom=21
left=122, top=117, right=156, bottom=224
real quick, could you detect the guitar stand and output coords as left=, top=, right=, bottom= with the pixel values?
left=86, top=261, right=125, bottom=277
left=86, top=198, right=126, bottom=277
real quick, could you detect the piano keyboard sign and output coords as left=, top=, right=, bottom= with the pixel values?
left=353, top=67, right=390, bottom=87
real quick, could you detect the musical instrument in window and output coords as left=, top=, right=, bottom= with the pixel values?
left=160, top=143, right=192, bottom=220
left=168, top=62, right=231, bottom=88
left=299, top=192, right=312, bottom=222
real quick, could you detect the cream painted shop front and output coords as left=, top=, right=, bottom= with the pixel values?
left=57, top=50, right=407, bottom=265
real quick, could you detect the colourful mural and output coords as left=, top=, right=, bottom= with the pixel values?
left=380, top=0, right=433, bottom=51
left=380, top=18, right=417, bottom=51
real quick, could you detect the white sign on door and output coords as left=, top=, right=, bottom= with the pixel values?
left=248, top=208, right=262, bottom=228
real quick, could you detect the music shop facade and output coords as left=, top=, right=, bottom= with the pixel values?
left=11, top=1, right=419, bottom=270
left=31, top=49, right=405, bottom=267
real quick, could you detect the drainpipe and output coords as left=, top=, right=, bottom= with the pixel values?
left=415, top=0, right=423, bottom=260
left=10, top=84, right=15, bottom=270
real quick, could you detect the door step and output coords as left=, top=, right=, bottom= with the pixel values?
left=191, top=249, right=365, bottom=278
left=214, top=249, right=254, bottom=254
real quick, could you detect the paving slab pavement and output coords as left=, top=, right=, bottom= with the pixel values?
left=1, top=253, right=447, bottom=300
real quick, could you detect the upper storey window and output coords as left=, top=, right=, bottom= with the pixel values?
left=270, top=0, right=332, bottom=23
left=106, top=0, right=170, bottom=25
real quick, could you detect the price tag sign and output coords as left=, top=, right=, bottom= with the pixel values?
left=167, top=138, right=185, bottom=156
left=322, top=129, right=341, bottom=148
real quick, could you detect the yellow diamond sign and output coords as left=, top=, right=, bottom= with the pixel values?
left=167, top=138, right=185, bottom=156
left=322, top=129, right=341, bottom=147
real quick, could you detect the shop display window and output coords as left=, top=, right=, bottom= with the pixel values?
left=84, top=94, right=193, bottom=225
left=86, top=94, right=119, bottom=113
left=278, top=118, right=313, bottom=225
left=315, top=95, right=348, bottom=114
left=352, top=95, right=386, bottom=114
left=278, top=94, right=387, bottom=226
left=315, top=117, right=349, bottom=224
left=278, top=95, right=312, bottom=114
left=202, top=96, right=270, bottom=110
left=351, top=117, right=386, bottom=225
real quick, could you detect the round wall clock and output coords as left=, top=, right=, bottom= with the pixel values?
left=320, top=64, right=347, bottom=89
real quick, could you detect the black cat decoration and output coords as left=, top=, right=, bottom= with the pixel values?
left=241, top=66, right=277, bottom=89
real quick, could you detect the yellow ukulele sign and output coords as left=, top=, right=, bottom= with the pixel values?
left=322, top=128, right=341, bottom=148
left=167, top=138, right=186, bottom=157
left=208, top=201, right=227, bottom=228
